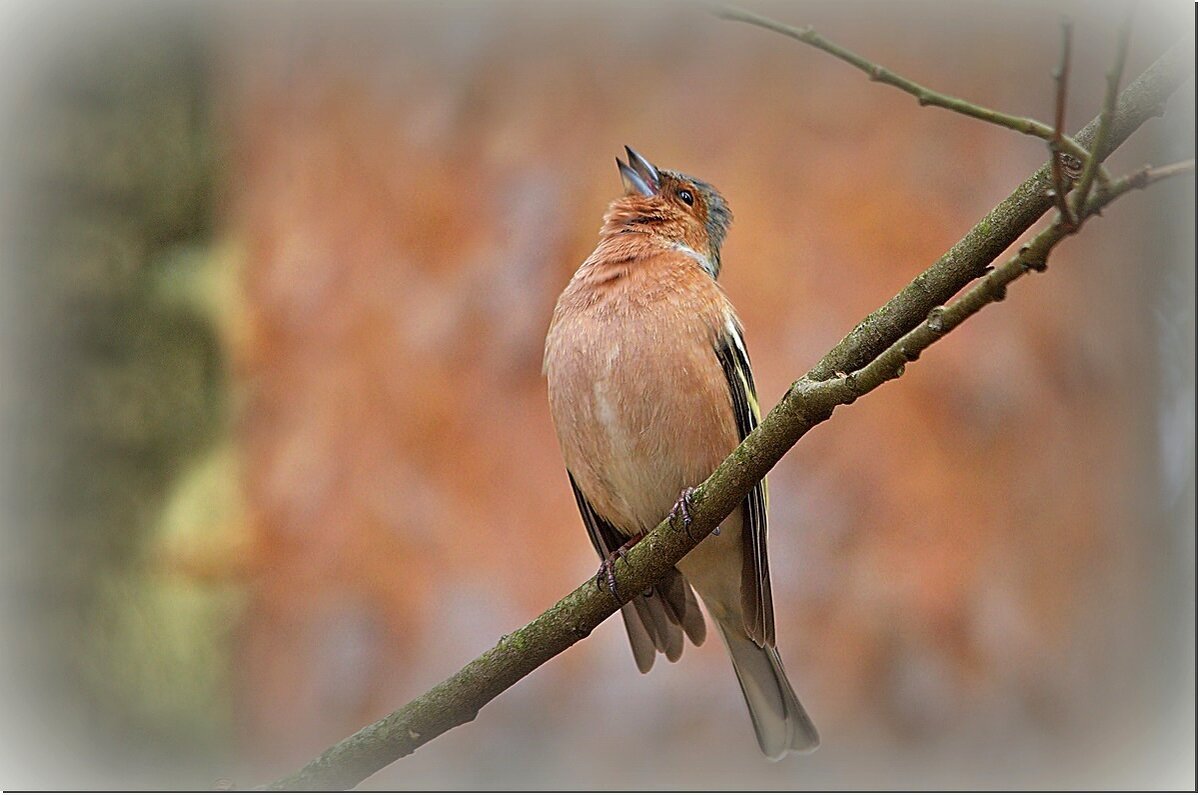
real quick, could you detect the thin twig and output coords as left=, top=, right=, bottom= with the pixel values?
left=714, top=4, right=1098, bottom=166
left=807, top=38, right=1191, bottom=381
left=1050, top=18, right=1078, bottom=230
left=1073, top=7, right=1135, bottom=213
left=1113, top=159, right=1196, bottom=191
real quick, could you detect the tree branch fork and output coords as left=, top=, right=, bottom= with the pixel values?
left=264, top=9, right=1194, bottom=790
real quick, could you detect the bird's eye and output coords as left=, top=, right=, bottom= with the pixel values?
left=678, top=189, right=694, bottom=206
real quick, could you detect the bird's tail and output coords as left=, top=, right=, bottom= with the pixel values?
left=716, top=620, right=820, bottom=759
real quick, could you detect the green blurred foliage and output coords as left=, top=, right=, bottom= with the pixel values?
left=2, top=15, right=239, bottom=786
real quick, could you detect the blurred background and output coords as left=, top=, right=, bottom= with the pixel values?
left=0, top=0, right=1194, bottom=789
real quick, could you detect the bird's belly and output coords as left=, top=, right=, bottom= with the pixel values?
left=587, top=355, right=748, bottom=619
left=563, top=328, right=739, bottom=537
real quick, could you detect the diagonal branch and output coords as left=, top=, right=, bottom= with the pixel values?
left=715, top=4, right=1190, bottom=382
left=802, top=36, right=1191, bottom=380
left=263, top=33, right=1193, bottom=792
left=713, top=4, right=1100, bottom=166
left=267, top=156, right=1192, bottom=793
left=814, top=159, right=1194, bottom=405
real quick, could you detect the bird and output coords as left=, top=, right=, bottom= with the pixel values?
left=543, top=146, right=819, bottom=759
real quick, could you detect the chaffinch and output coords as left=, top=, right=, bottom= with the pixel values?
left=543, top=147, right=818, bottom=758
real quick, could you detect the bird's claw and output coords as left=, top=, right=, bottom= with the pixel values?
left=594, top=533, right=644, bottom=603
left=670, top=487, right=698, bottom=539
left=595, top=557, right=620, bottom=602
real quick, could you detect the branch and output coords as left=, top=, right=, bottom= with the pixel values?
left=1114, top=158, right=1196, bottom=188
left=714, top=4, right=1100, bottom=166
left=800, top=35, right=1191, bottom=380
left=267, top=158, right=1192, bottom=793
left=1049, top=19, right=1079, bottom=230
left=264, top=20, right=1194, bottom=794
left=1072, top=7, right=1135, bottom=213
left=819, top=159, right=1193, bottom=404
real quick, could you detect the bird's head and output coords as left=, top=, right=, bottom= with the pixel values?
left=609, top=146, right=732, bottom=278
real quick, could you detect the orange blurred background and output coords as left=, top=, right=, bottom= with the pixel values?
left=0, top=0, right=1194, bottom=789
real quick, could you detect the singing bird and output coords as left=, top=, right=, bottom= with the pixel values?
left=543, top=147, right=819, bottom=758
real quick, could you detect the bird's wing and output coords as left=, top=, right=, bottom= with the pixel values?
left=715, top=317, right=775, bottom=648
left=567, top=472, right=705, bottom=672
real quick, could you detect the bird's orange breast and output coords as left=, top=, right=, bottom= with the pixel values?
left=544, top=245, right=740, bottom=536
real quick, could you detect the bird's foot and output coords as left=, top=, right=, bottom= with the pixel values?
left=669, top=487, right=699, bottom=539
left=595, top=532, right=644, bottom=603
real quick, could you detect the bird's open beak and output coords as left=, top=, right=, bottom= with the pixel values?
left=617, top=145, right=660, bottom=197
